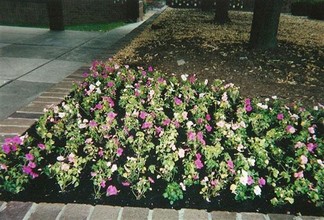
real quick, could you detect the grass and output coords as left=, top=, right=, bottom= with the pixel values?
left=0, top=21, right=126, bottom=32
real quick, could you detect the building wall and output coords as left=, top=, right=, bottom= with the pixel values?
left=0, top=0, right=138, bottom=26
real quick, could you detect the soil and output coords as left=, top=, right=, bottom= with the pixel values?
left=115, top=8, right=324, bottom=107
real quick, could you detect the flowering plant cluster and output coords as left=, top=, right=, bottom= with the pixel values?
left=1, top=60, right=323, bottom=208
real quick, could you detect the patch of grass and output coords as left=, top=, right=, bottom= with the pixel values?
left=0, top=21, right=126, bottom=32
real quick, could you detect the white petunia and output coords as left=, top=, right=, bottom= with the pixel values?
left=254, top=185, right=262, bottom=196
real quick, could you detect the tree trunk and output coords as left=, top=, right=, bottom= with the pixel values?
left=201, top=0, right=214, bottom=12
left=214, top=0, right=231, bottom=24
left=47, top=0, right=64, bottom=31
left=249, top=0, right=283, bottom=49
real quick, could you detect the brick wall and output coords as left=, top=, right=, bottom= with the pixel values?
left=0, top=0, right=140, bottom=26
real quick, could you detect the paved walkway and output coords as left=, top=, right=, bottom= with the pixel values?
left=0, top=7, right=323, bottom=220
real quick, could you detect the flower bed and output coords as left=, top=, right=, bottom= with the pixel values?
left=1, top=60, right=324, bottom=214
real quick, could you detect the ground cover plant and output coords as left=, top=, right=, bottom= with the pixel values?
left=0, top=60, right=323, bottom=215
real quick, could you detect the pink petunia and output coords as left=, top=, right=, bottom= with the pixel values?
left=174, top=97, right=183, bottom=105
left=227, top=160, right=234, bottom=170
left=286, top=125, right=296, bottom=134
left=106, top=185, right=118, bottom=196
left=195, top=153, right=204, bottom=169
left=22, top=165, right=32, bottom=175
left=187, top=131, right=196, bottom=141
left=148, top=177, right=155, bottom=183
left=162, top=118, right=171, bottom=126
left=107, top=112, right=117, bottom=120
left=205, top=114, right=211, bottom=121
left=155, top=126, right=163, bottom=136
left=148, top=66, right=154, bottom=72
left=95, top=103, right=103, bottom=110
left=2, top=144, right=10, bottom=154
left=12, top=136, right=22, bottom=145
left=197, top=131, right=206, bottom=145
left=277, top=113, right=284, bottom=120
left=100, top=180, right=106, bottom=188
left=122, top=181, right=131, bottom=187
left=25, top=153, right=34, bottom=161
left=28, top=162, right=36, bottom=169
left=205, top=124, right=212, bottom=132
left=258, top=177, right=266, bottom=187
left=247, top=176, right=254, bottom=185
left=189, top=75, right=197, bottom=84
left=89, top=120, right=98, bottom=128
left=107, top=81, right=114, bottom=88
left=139, top=111, right=148, bottom=120
left=38, top=143, right=46, bottom=150
left=141, top=122, right=152, bottom=129
left=307, top=143, right=317, bottom=152
left=116, top=148, right=123, bottom=156
left=294, top=171, right=304, bottom=179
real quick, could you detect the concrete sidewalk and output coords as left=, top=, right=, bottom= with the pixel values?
left=0, top=11, right=155, bottom=122
left=0, top=7, right=323, bottom=220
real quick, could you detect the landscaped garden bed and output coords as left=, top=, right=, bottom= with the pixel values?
left=1, top=60, right=323, bottom=215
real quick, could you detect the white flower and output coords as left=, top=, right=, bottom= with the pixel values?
left=230, top=184, right=237, bottom=194
left=58, top=112, right=66, bottom=118
left=89, top=84, right=96, bottom=91
left=57, top=156, right=65, bottom=161
left=257, top=103, right=268, bottom=110
left=216, top=120, right=225, bottom=128
left=199, top=93, right=205, bottom=98
left=204, top=79, right=208, bottom=85
left=186, top=121, right=194, bottom=128
left=254, top=185, right=262, bottom=196
left=178, top=148, right=185, bottom=158
left=181, top=74, right=188, bottom=81
left=314, top=106, right=319, bottom=111
left=180, top=182, right=186, bottom=191
left=272, top=96, right=278, bottom=99
left=265, top=98, right=270, bottom=102
left=171, top=143, right=176, bottom=151
left=222, top=92, right=228, bottom=102
left=111, top=164, right=118, bottom=173
left=107, top=161, right=112, bottom=167
left=61, top=163, right=70, bottom=171
left=248, top=158, right=255, bottom=166
left=182, top=111, right=188, bottom=120
left=237, top=144, right=245, bottom=152
left=239, top=170, right=248, bottom=186
left=95, top=81, right=101, bottom=87
left=96, top=88, right=102, bottom=94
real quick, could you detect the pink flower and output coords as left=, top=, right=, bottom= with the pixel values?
left=95, top=103, right=103, bottom=110
left=107, top=81, right=114, bottom=87
left=122, top=181, right=130, bottom=187
left=139, top=111, right=148, bottom=120
left=107, top=185, right=118, bottom=196
left=148, top=66, right=154, bottom=72
left=173, top=120, right=180, bottom=128
left=28, top=162, right=36, bottom=169
left=205, top=114, right=211, bottom=121
left=308, top=126, right=315, bottom=134
left=174, top=97, right=183, bottom=105
left=258, top=177, right=266, bottom=187
left=25, top=153, right=34, bottom=161
left=245, top=105, right=252, bottom=112
left=98, top=148, right=104, bottom=157
left=31, top=172, right=39, bottom=179
left=245, top=98, right=251, bottom=105
left=22, top=166, right=32, bottom=175
left=38, top=143, right=46, bottom=150
left=300, top=155, right=308, bottom=165
left=247, top=176, right=254, bottom=185
left=142, top=122, right=152, bottom=129
left=294, top=171, right=304, bottom=179
left=187, top=131, right=196, bottom=141
left=2, top=144, right=10, bottom=154
left=12, top=136, right=22, bottom=145
left=277, top=113, right=284, bottom=120
left=227, top=160, right=234, bottom=170
left=100, top=180, right=106, bottom=188
left=307, top=143, right=317, bottom=152
left=205, top=124, right=212, bottom=132
left=89, top=120, right=98, bottom=127
left=163, top=118, right=171, bottom=126
left=107, top=112, right=117, bottom=120
left=148, top=177, right=155, bottom=183
left=286, top=125, right=296, bottom=134
left=197, top=131, right=206, bottom=145
left=117, top=148, right=123, bottom=156
left=82, top=72, right=89, bottom=77
left=195, top=153, right=204, bottom=169
left=189, top=75, right=197, bottom=84
left=197, top=118, right=203, bottom=125
left=155, top=126, right=163, bottom=136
